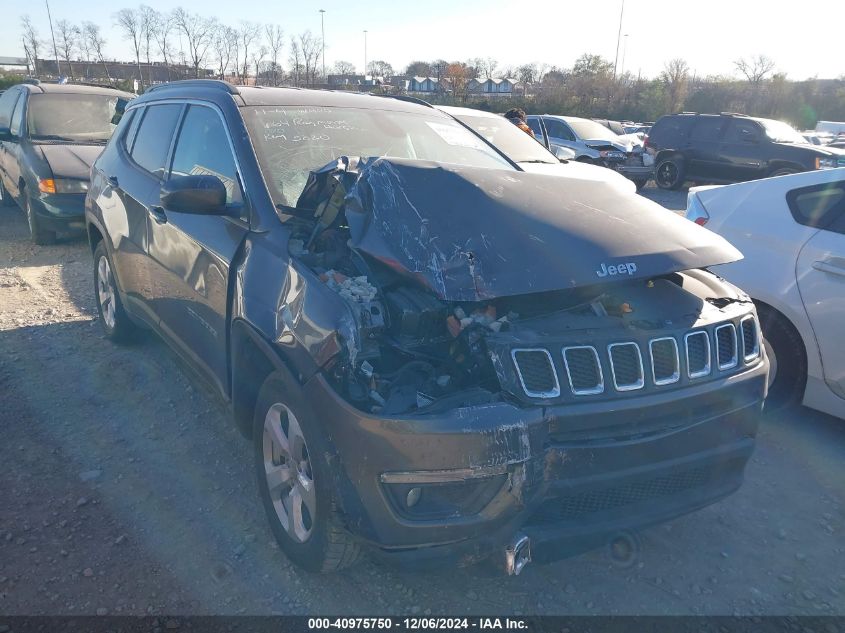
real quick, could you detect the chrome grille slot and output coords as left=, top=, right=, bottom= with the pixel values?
left=715, top=324, right=738, bottom=370
left=740, top=316, right=760, bottom=362
left=511, top=349, right=560, bottom=398
left=562, top=346, right=604, bottom=395
left=608, top=342, right=644, bottom=391
left=649, top=337, right=680, bottom=385
left=685, top=331, right=711, bottom=378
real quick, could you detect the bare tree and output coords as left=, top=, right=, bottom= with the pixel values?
left=474, top=57, right=498, bottom=80
left=251, top=45, right=267, bottom=86
left=55, top=19, right=77, bottom=80
left=661, top=58, right=690, bottom=112
left=139, top=5, right=157, bottom=83
left=76, top=22, right=94, bottom=79
left=212, top=25, right=238, bottom=80
left=115, top=8, right=144, bottom=84
left=173, top=8, right=216, bottom=78
left=332, top=60, right=355, bottom=75
left=366, top=60, right=393, bottom=81
left=82, top=22, right=113, bottom=84
left=239, top=21, right=261, bottom=83
left=264, top=24, right=284, bottom=86
left=20, top=16, right=42, bottom=76
left=297, top=31, right=322, bottom=85
left=734, top=55, right=776, bottom=85
left=152, top=10, right=175, bottom=80
left=288, top=37, right=303, bottom=86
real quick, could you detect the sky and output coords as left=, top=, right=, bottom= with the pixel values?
left=2, top=0, right=844, bottom=80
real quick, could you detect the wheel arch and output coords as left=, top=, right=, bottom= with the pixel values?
left=752, top=298, right=810, bottom=390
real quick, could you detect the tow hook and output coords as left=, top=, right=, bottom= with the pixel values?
left=505, top=533, right=531, bottom=576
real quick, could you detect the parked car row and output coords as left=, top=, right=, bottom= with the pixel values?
left=1, top=79, right=771, bottom=577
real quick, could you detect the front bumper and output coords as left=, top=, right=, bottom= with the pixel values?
left=304, top=357, right=767, bottom=567
left=30, top=193, right=86, bottom=231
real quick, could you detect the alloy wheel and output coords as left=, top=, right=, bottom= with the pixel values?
left=657, top=161, right=678, bottom=187
left=262, top=403, right=316, bottom=543
left=96, top=256, right=116, bottom=329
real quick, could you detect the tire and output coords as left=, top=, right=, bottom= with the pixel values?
left=253, top=371, right=361, bottom=573
left=0, top=179, right=14, bottom=207
left=756, top=304, right=807, bottom=412
left=654, top=155, right=685, bottom=190
left=93, top=240, right=137, bottom=343
left=633, top=178, right=649, bottom=190
left=768, top=167, right=799, bottom=178
left=22, top=192, right=57, bottom=245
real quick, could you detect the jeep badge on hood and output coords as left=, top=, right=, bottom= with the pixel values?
left=596, top=262, right=638, bottom=277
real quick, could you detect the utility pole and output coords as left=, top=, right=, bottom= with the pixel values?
left=45, top=0, right=62, bottom=78
left=319, top=9, right=326, bottom=79
left=613, top=0, right=625, bottom=79
left=363, top=30, right=368, bottom=79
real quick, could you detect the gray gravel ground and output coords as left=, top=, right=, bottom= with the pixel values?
left=1, top=187, right=844, bottom=616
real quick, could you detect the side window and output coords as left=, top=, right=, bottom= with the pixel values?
left=725, top=120, right=762, bottom=144
left=543, top=118, right=575, bottom=142
left=526, top=117, right=543, bottom=140
left=122, top=108, right=142, bottom=152
left=169, top=105, right=242, bottom=205
left=651, top=117, right=691, bottom=147
left=690, top=117, right=725, bottom=141
left=0, top=89, right=20, bottom=129
left=787, top=181, right=845, bottom=234
left=129, top=104, right=183, bottom=178
left=9, top=97, right=25, bottom=137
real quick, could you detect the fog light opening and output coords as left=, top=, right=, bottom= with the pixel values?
left=406, top=487, right=422, bottom=508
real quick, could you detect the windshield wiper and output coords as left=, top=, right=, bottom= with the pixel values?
left=518, top=159, right=557, bottom=164
left=32, top=134, right=106, bottom=144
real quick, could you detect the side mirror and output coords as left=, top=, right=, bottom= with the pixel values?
left=160, top=175, right=229, bottom=215
left=0, top=126, right=11, bottom=142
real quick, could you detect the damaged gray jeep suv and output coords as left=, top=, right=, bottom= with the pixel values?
left=85, top=80, right=768, bottom=574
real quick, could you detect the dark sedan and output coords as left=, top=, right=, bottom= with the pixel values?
left=0, top=82, right=133, bottom=244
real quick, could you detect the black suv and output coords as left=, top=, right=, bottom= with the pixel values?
left=647, top=112, right=845, bottom=190
left=86, top=80, right=767, bottom=574
left=0, top=82, right=133, bottom=243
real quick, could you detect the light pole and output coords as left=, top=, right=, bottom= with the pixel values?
left=613, top=0, right=625, bottom=79
left=319, top=9, right=326, bottom=79
left=620, top=34, right=629, bottom=78
left=45, top=0, right=61, bottom=78
left=363, top=30, right=368, bottom=79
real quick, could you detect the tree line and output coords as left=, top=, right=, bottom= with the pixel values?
left=12, top=8, right=845, bottom=128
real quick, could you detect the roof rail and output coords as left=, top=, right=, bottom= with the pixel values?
left=145, top=79, right=240, bottom=95
left=380, top=94, right=433, bottom=108
left=678, top=111, right=697, bottom=115
left=720, top=111, right=749, bottom=117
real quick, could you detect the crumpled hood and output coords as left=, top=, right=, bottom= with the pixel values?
left=584, top=138, right=631, bottom=153
left=36, top=144, right=103, bottom=180
left=344, top=158, right=742, bottom=302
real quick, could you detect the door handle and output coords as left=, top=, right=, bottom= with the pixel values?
left=813, top=260, right=845, bottom=278
left=149, top=205, right=167, bottom=224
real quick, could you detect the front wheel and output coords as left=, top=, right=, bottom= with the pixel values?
left=633, top=178, right=649, bottom=190
left=253, top=371, right=361, bottom=573
left=757, top=305, right=806, bottom=412
left=0, top=179, right=15, bottom=207
left=23, top=193, right=57, bottom=245
left=655, top=156, right=685, bottom=190
left=93, top=241, right=137, bottom=343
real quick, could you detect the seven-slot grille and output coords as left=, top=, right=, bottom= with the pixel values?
left=511, top=349, right=560, bottom=398
left=509, top=316, right=760, bottom=399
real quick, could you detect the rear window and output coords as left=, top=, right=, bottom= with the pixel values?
left=786, top=181, right=845, bottom=233
left=650, top=116, right=692, bottom=147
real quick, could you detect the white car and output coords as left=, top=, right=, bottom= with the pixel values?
left=435, top=105, right=636, bottom=193
left=686, top=169, right=845, bottom=418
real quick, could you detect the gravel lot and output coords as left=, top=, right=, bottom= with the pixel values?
left=1, top=185, right=844, bottom=616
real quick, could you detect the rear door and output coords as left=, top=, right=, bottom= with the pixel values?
left=719, top=119, right=767, bottom=182
left=791, top=181, right=845, bottom=401
left=686, top=115, right=727, bottom=181
left=526, top=116, right=546, bottom=147
left=145, top=102, right=249, bottom=394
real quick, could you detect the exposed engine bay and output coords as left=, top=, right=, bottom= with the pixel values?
left=283, top=156, right=748, bottom=415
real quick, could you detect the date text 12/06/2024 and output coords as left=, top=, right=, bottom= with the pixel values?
left=307, top=618, right=529, bottom=630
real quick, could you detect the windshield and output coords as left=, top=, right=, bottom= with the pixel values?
left=452, top=113, right=557, bottom=164
left=243, top=105, right=514, bottom=206
left=759, top=119, right=807, bottom=144
left=26, top=93, right=125, bottom=143
left=567, top=118, right=622, bottom=141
